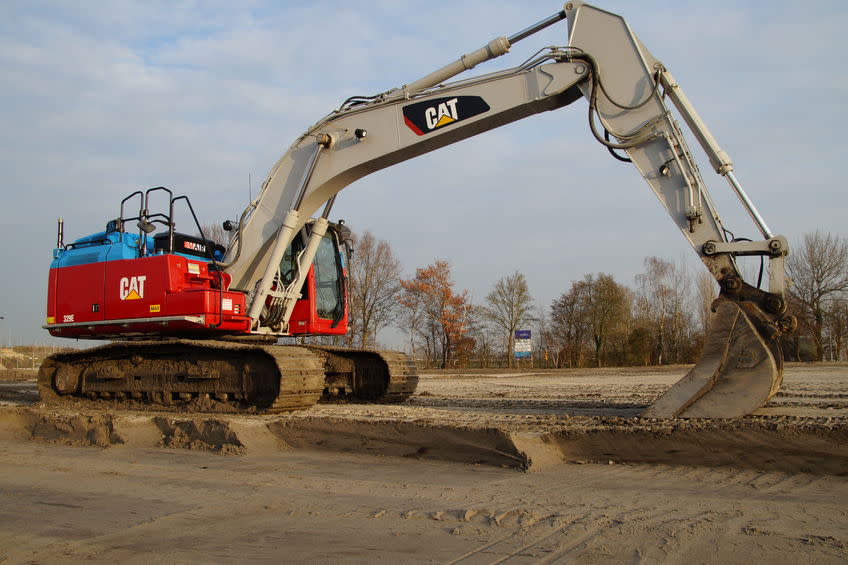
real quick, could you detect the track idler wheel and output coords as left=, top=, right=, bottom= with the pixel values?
left=642, top=298, right=783, bottom=418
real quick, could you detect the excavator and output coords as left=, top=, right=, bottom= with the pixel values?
left=39, top=1, right=796, bottom=418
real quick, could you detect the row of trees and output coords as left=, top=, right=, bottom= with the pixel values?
left=339, top=230, right=848, bottom=367
left=544, top=261, right=711, bottom=368
left=342, top=231, right=703, bottom=368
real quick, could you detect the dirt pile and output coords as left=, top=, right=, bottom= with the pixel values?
left=154, top=417, right=246, bottom=455
left=28, top=412, right=123, bottom=447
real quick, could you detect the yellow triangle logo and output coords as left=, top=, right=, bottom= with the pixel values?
left=435, top=114, right=455, bottom=128
left=124, top=290, right=142, bottom=300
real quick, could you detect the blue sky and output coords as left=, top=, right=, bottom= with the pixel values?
left=1, top=0, right=846, bottom=347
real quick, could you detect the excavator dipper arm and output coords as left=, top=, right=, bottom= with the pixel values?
left=222, top=1, right=794, bottom=418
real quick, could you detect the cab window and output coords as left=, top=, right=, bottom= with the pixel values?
left=313, top=234, right=342, bottom=319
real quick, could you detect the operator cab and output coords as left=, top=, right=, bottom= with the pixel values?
left=275, top=221, right=349, bottom=335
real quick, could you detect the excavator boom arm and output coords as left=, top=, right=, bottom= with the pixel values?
left=222, top=1, right=794, bottom=418
left=224, top=58, right=587, bottom=292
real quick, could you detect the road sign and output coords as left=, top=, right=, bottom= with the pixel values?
left=514, top=329, right=532, bottom=359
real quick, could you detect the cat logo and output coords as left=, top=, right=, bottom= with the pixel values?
left=425, top=98, right=459, bottom=129
left=403, top=96, right=490, bottom=136
left=119, top=275, right=146, bottom=300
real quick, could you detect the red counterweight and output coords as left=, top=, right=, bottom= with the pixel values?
left=47, top=254, right=251, bottom=339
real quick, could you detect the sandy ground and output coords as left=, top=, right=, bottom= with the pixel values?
left=2, top=442, right=846, bottom=564
left=0, top=363, right=846, bottom=563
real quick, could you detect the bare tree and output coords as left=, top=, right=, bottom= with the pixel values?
left=466, top=304, right=498, bottom=368
left=534, top=305, right=558, bottom=368
left=633, top=257, right=693, bottom=364
left=695, top=270, right=718, bottom=335
left=480, top=271, right=536, bottom=368
left=346, top=231, right=402, bottom=348
left=198, top=222, right=228, bottom=245
left=787, top=231, right=848, bottom=360
left=398, top=285, right=424, bottom=362
left=550, top=280, right=590, bottom=368
left=826, top=299, right=848, bottom=361
left=582, top=273, right=631, bottom=367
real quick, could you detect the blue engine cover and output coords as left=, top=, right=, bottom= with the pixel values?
left=53, top=230, right=225, bottom=269
left=52, top=231, right=152, bottom=269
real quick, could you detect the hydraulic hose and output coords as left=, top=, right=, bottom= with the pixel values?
left=573, top=53, right=662, bottom=151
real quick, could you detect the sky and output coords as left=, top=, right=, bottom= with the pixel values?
left=0, top=0, right=846, bottom=348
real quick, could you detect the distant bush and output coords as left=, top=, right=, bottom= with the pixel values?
left=0, top=368, right=37, bottom=381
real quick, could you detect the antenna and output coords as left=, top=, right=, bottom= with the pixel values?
left=248, top=173, right=252, bottom=202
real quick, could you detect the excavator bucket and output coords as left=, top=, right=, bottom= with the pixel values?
left=642, top=299, right=782, bottom=418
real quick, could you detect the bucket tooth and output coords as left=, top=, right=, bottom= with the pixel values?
left=642, top=299, right=782, bottom=419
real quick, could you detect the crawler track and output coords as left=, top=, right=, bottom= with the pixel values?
left=37, top=341, right=419, bottom=413
left=309, top=346, right=419, bottom=403
left=37, top=340, right=325, bottom=414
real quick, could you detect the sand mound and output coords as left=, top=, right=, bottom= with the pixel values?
left=267, top=417, right=530, bottom=468
left=1, top=405, right=846, bottom=474
left=543, top=416, right=848, bottom=474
